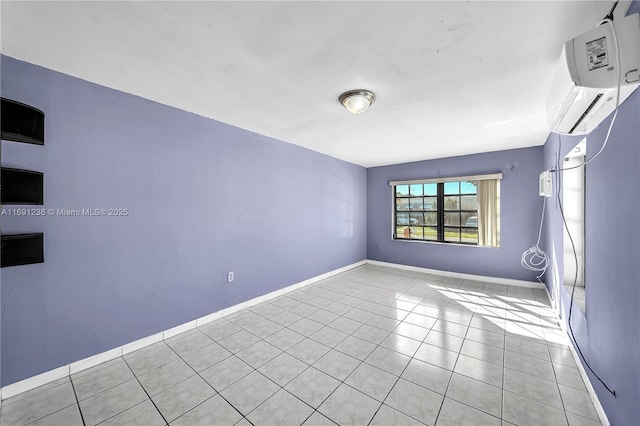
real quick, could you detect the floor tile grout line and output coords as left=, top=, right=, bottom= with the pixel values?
left=501, top=313, right=507, bottom=424
left=268, top=282, right=536, bottom=382
left=240, top=302, right=374, bottom=426
left=216, top=306, right=345, bottom=402
left=160, top=340, right=255, bottom=424
left=2, top=378, right=73, bottom=410
left=431, top=310, right=474, bottom=426
left=482, top=321, right=584, bottom=418
left=229, top=284, right=407, bottom=363
left=170, top=309, right=361, bottom=425
left=228, top=354, right=323, bottom=424
left=290, top=300, right=387, bottom=424
left=121, top=355, right=170, bottom=426
left=549, top=341, right=572, bottom=426
left=270, top=361, right=342, bottom=424
left=385, top=280, right=535, bottom=423
left=67, top=375, right=87, bottom=426
left=304, top=331, right=373, bottom=424
left=365, top=293, right=474, bottom=426
left=71, top=358, right=169, bottom=426
left=255, top=280, right=434, bottom=424
left=18, top=400, right=81, bottom=426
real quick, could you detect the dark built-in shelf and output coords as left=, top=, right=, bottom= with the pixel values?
left=1, top=98, right=45, bottom=145
left=1, top=233, right=44, bottom=268
left=1, top=98, right=47, bottom=267
left=1, top=167, right=44, bottom=205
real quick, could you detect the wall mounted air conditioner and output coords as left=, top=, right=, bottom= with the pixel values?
left=547, top=13, right=640, bottom=135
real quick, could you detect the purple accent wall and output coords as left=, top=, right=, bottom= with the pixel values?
left=0, top=55, right=367, bottom=386
left=541, top=87, right=640, bottom=425
left=367, top=147, right=544, bottom=282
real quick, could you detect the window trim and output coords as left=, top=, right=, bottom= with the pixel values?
left=389, top=173, right=502, bottom=187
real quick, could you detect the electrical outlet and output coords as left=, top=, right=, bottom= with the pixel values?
left=227, top=272, right=234, bottom=283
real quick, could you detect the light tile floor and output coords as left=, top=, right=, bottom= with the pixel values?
left=1, top=265, right=601, bottom=426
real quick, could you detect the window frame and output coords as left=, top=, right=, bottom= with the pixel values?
left=393, top=181, right=479, bottom=245
left=441, top=181, right=479, bottom=244
left=390, top=173, right=502, bottom=247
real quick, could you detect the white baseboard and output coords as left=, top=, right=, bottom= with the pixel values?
left=554, top=291, right=610, bottom=426
left=1, top=260, right=365, bottom=401
left=69, top=348, right=122, bottom=376
left=163, top=320, right=198, bottom=340
left=122, top=333, right=164, bottom=356
left=366, top=259, right=544, bottom=288
left=1, top=365, right=70, bottom=400
left=566, top=342, right=610, bottom=426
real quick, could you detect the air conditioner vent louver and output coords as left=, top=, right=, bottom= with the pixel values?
left=569, top=93, right=603, bottom=134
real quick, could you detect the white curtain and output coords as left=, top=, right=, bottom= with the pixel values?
left=477, top=179, right=500, bottom=247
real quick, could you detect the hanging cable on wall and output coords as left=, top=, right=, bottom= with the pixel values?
left=521, top=196, right=549, bottom=284
left=556, top=139, right=616, bottom=397
left=555, top=5, right=621, bottom=397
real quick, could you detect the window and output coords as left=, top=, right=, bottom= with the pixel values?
left=391, top=174, right=501, bottom=247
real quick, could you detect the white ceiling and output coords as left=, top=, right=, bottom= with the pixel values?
left=1, top=1, right=618, bottom=167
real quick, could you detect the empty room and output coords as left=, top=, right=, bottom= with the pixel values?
left=1, top=1, right=639, bottom=425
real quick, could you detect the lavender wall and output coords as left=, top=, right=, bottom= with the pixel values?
left=367, top=147, right=544, bottom=282
left=541, top=86, right=640, bottom=425
left=0, top=56, right=367, bottom=386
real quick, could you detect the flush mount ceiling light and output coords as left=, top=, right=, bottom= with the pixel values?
left=339, top=90, right=375, bottom=115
